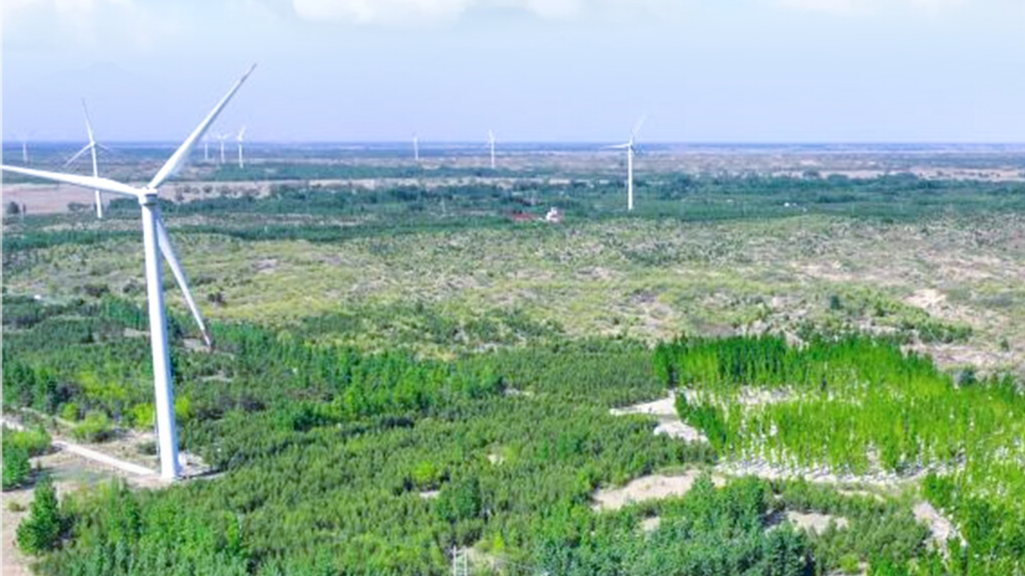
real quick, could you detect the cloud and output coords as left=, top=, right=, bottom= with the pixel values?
left=289, top=0, right=668, bottom=25
left=775, top=0, right=965, bottom=15
left=2, top=0, right=189, bottom=51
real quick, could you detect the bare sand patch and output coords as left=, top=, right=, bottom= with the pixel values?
left=786, top=511, right=849, bottom=534
left=913, top=501, right=961, bottom=549
left=592, top=470, right=723, bottom=512
left=640, top=516, right=661, bottom=533
left=907, top=288, right=947, bottom=312
left=610, top=393, right=706, bottom=442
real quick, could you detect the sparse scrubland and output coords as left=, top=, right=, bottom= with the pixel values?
left=3, top=166, right=1024, bottom=575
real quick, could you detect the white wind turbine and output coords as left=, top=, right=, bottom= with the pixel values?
left=216, top=133, right=229, bottom=164
left=487, top=130, right=496, bottom=169
left=65, top=100, right=112, bottom=219
left=1, top=64, right=256, bottom=481
left=236, top=126, right=247, bottom=169
left=413, top=133, right=420, bottom=162
left=606, top=115, right=646, bottom=211
left=22, top=138, right=29, bottom=164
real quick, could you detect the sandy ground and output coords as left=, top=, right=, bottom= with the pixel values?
left=785, top=511, right=849, bottom=533
left=640, top=516, right=661, bottom=533
left=609, top=393, right=706, bottom=442
left=592, top=470, right=726, bottom=511
left=913, top=501, right=961, bottom=549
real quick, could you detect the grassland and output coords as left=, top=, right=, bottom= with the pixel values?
left=6, top=211, right=1023, bottom=373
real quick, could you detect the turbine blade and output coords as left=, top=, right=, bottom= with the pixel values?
left=632, top=114, right=647, bottom=139
left=1, top=165, right=140, bottom=197
left=156, top=218, right=213, bottom=349
left=82, top=100, right=96, bottom=145
left=65, top=143, right=93, bottom=167
left=148, top=63, right=257, bottom=190
left=605, top=143, right=631, bottom=149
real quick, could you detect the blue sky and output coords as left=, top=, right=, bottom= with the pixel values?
left=3, top=0, right=1024, bottom=143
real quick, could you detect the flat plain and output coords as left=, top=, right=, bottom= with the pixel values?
left=3, top=144, right=1024, bottom=576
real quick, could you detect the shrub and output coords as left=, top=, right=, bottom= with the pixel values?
left=2, top=446, right=32, bottom=491
left=839, top=553, right=862, bottom=575
left=72, top=411, right=113, bottom=443
left=16, top=474, right=63, bottom=554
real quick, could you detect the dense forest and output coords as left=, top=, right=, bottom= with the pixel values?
left=655, top=335, right=1025, bottom=575
left=4, top=295, right=1020, bottom=575
left=0, top=295, right=953, bottom=576
left=3, top=173, right=1024, bottom=575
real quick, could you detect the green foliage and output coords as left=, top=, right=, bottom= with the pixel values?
left=658, top=334, right=1025, bottom=576
left=4, top=426, right=52, bottom=457
left=2, top=426, right=51, bottom=491
left=3, top=445, right=32, bottom=491
left=72, top=411, right=114, bottom=443
left=839, top=553, right=861, bottom=575
left=16, top=474, right=64, bottom=554
left=531, top=475, right=815, bottom=576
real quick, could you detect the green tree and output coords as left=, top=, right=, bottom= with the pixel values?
left=2, top=445, right=31, bottom=490
left=16, top=474, right=63, bottom=554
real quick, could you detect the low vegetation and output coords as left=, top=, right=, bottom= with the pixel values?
left=3, top=171, right=1023, bottom=575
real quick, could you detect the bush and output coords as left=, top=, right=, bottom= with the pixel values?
left=2, top=446, right=32, bottom=491
left=59, top=403, right=80, bottom=422
left=839, top=553, right=862, bottom=575
left=71, top=411, right=113, bottom=443
left=4, top=426, right=52, bottom=457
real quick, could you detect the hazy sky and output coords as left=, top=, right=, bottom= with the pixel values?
left=2, top=0, right=1024, bottom=142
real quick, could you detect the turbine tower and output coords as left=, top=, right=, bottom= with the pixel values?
left=488, top=130, right=496, bottom=170
left=22, top=139, right=29, bottom=164
left=218, top=133, right=228, bottom=165
left=1, top=64, right=256, bottom=481
left=607, top=115, right=646, bottom=212
left=65, top=100, right=110, bottom=219
left=237, top=126, right=247, bottom=169
left=413, top=133, right=420, bottom=162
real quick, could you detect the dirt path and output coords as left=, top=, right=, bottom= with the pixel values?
left=2, top=418, right=159, bottom=480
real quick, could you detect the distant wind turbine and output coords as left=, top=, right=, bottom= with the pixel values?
left=1, top=64, right=257, bottom=481
left=606, top=115, right=646, bottom=211
left=217, top=133, right=229, bottom=164
left=65, top=100, right=112, bottom=219
left=488, top=130, right=496, bottom=170
left=22, top=139, right=29, bottom=165
left=237, top=126, right=247, bottom=169
left=413, top=133, right=420, bottom=162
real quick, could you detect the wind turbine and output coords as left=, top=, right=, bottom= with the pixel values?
left=487, top=130, right=496, bottom=170
left=1, top=64, right=256, bottom=481
left=236, top=126, right=247, bottom=169
left=217, top=133, right=228, bottom=165
left=22, top=139, right=29, bottom=164
left=606, top=115, right=646, bottom=211
left=65, top=100, right=111, bottom=219
left=413, top=133, right=420, bottom=162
